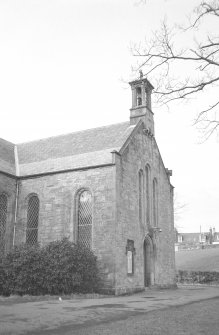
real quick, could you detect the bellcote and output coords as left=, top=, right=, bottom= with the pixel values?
left=129, top=73, right=154, bottom=135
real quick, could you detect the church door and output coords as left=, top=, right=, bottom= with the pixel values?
left=143, top=236, right=154, bottom=287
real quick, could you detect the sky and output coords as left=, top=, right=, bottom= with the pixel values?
left=0, top=0, right=218, bottom=233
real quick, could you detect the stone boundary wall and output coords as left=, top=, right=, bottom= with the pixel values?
left=177, top=270, right=219, bottom=286
left=176, top=243, right=219, bottom=251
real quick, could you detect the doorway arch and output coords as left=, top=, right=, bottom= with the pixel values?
left=143, top=235, right=155, bottom=287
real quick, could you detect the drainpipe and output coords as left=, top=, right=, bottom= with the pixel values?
left=12, top=179, right=19, bottom=247
left=13, top=145, right=20, bottom=247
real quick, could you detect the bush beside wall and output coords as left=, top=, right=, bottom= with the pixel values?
left=0, top=238, right=100, bottom=296
left=177, top=270, right=219, bottom=285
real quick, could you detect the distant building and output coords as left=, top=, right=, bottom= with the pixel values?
left=175, top=227, right=219, bottom=250
left=0, top=76, right=176, bottom=294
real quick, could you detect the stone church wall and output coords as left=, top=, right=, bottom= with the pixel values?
left=14, top=165, right=117, bottom=289
left=0, top=173, right=17, bottom=253
left=114, top=124, right=175, bottom=294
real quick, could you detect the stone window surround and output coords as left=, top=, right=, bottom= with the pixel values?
left=26, top=193, right=40, bottom=245
left=74, top=188, right=93, bottom=249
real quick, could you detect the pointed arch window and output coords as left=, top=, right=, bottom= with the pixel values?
left=145, top=165, right=151, bottom=225
left=0, top=194, right=7, bottom=254
left=77, top=190, right=92, bottom=249
left=138, top=170, right=144, bottom=226
left=26, top=195, right=39, bottom=245
left=153, top=178, right=158, bottom=227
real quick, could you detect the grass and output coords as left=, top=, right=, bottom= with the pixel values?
left=175, top=247, right=219, bottom=272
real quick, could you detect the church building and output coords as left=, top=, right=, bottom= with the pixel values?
left=0, top=76, right=176, bottom=294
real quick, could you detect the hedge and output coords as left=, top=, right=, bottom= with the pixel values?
left=0, top=238, right=100, bottom=296
left=177, top=270, right=219, bottom=285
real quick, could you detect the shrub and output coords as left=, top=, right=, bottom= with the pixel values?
left=2, top=243, right=43, bottom=296
left=177, top=270, right=219, bottom=285
left=0, top=238, right=100, bottom=296
left=41, top=239, right=100, bottom=294
left=0, top=262, right=7, bottom=296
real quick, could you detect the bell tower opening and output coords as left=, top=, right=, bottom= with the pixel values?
left=129, top=72, right=154, bottom=135
left=136, top=87, right=142, bottom=106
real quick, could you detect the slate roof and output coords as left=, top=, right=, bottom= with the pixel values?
left=17, top=122, right=131, bottom=164
left=0, top=138, right=16, bottom=175
left=0, top=121, right=136, bottom=176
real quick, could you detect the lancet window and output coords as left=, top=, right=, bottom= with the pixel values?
left=0, top=194, right=7, bottom=254
left=26, top=195, right=39, bottom=245
left=153, top=178, right=158, bottom=227
left=77, top=190, right=92, bottom=249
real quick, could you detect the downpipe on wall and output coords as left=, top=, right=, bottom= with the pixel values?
left=12, top=179, right=19, bottom=247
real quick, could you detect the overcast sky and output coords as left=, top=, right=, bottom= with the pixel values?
left=0, top=0, right=218, bottom=233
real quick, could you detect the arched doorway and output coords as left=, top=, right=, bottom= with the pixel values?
left=143, top=235, right=155, bottom=287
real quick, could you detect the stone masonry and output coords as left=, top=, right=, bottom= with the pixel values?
left=0, top=75, right=176, bottom=294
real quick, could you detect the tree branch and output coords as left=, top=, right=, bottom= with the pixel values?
left=132, top=0, right=219, bottom=138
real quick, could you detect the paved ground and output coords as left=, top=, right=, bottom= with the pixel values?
left=0, top=285, right=219, bottom=335
left=71, top=298, right=219, bottom=335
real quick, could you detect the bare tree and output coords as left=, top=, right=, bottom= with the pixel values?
left=174, top=193, right=187, bottom=229
left=132, top=1, right=219, bottom=139
left=173, top=193, right=187, bottom=243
